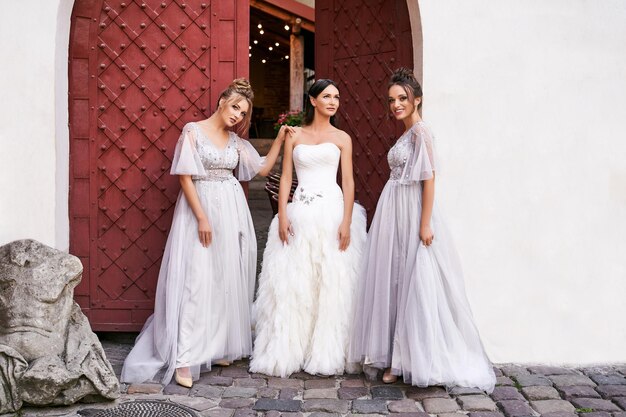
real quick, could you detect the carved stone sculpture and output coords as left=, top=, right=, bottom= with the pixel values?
left=0, top=239, right=119, bottom=413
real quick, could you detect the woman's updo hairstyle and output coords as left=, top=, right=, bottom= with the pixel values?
left=217, top=78, right=254, bottom=136
left=389, top=67, right=422, bottom=110
left=303, top=78, right=339, bottom=126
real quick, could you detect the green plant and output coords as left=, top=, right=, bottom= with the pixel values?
left=576, top=408, right=594, bottom=413
left=274, top=110, right=304, bottom=133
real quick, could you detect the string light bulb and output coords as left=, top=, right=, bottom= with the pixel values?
left=257, top=23, right=262, bottom=29
left=259, top=29, right=264, bottom=35
left=284, top=24, right=290, bottom=30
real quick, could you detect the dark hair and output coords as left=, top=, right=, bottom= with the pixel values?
left=303, top=79, right=339, bottom=126
left=389, top=67, right=422, bottom=109
left=216, top=78, right=254, bottom=136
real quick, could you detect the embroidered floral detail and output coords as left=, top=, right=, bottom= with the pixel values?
left=297, top=187, right=324, bottom=205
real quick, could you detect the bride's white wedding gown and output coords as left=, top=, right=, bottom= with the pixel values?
left=250, top=142, right=367, bottom=377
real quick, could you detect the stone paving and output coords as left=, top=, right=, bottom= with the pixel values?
left=8, top=336, right=626, bottom=417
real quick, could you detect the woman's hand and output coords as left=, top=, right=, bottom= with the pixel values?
left=338, top=220, right=351, bottom=251
left=420, top=224, right=434, bottom=247
left=278, top=216, right=294, bottom=245
left=277, top=125, right=296, bottom=142
left=198, top=217, right=213, bottom=247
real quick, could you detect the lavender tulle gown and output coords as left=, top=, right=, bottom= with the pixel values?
left=348, top=121, right=496, bottom=392
left=121, top=122, right=265, bottom=385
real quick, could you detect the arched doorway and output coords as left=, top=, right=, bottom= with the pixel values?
left=68, top=0, right=249, bottom=331
left=68, top=0, right=419, bottom=331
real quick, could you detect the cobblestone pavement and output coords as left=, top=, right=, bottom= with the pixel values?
left=9, top=335, right=626, bottom=417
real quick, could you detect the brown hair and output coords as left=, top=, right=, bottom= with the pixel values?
left=389, top=67, right=423, bottom=110
left=217, top=78, right=254, bottom=136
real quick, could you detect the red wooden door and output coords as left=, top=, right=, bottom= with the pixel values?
left=69, top=0, right=249, bottom=331
left=315, top=0, right=415, bottom=220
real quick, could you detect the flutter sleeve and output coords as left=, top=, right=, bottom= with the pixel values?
left=399, top=122, right=435, bottom=184
left=234, top=135, right=267, bottom=181
left=170, top=123, right=207, bottom=176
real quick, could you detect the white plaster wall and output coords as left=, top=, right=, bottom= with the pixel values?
left=418, top=0, right=626, bottom=364
left=0, top=0, right=71, bottom=249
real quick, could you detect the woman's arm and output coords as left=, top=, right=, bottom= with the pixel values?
left=258, top=125, right=293, bottom=177
left=419, top=175, right=435, bottom=246
left=338, top=132, right=355, bottom=251
left=179, top=175, right=212, bottom=247
left=277, top=132, right=296, bottom=244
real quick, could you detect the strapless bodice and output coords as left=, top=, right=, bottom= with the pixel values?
left=292, top=142, right=342, bottom=204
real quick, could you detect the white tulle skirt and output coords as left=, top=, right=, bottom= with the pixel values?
left=121, top=177, right=256, bottom=385
left=348, top=180, right=496, bottom=392
left=250, top=186, right=367, bottom=377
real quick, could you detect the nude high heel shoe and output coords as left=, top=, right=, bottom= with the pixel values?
left=175, top=368, right=193, bottom=388
left=382, top=368, right=398, bottom=384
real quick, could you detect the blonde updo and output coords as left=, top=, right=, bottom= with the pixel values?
left=389, top=67, right=422, bottom=109
left=217, top=78, right=254, bottom=136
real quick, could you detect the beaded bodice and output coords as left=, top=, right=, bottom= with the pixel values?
left=191, top=124, right=239, bottom=182
left=387, top=130, right=414, bottom=181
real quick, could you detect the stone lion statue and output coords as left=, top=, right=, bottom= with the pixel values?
left=0, top=239, right=119, bottom=413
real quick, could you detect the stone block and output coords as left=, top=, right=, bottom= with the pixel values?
left=371, top=386, right=404, bottom=400
left=304, top=389, right=338, bottom=399
left=450, top=386, right=487, bottom=395
left=457, top=395, right=498, bottom=411
left=341, top=379, right=366, bottom=388
left=163, top=383, right=191, bottom=395
left=192, top=385, right=224, bottom=399
left=468, top=412, right=505, bottom=417
left=279, top=388, right=299, bottom=400
left=406, top=386, right=449, bottom=400
left=352, top=399, right=389, bottom=414
left=233, top=409, right=257, bottom=417
left=490, top=387, right=525, bottom=402
left=200, top=376, right=234, bottom=386
left=557, top=385, right=601, bottom=399
left=589, top=375, right=626, bottom=386
left=219, top=398, right=256, bottom=409
left=527, top=366, right=577, bottom=376
left=550, top=375, right=596, bottom=387
left=253, top=399, right=302, bottom=412
left=513, top=375, right=552, bottom=387
left=422, top=398, right=460, bottom=413
left=234, top=378, right=266, bottom=388
left=221, top=367, right=251, bottom=378
left=202, top=409, right=235, bottom=417
left=268, top=378, right=304, bottom=389
left=529, top=399, right=576, bottom=414
left=222, top=387, right=257, bottom=398
left=338, top=387, right=369, bottom=400
left=500, top=366, right=530, bottom=378
left=571, top=398, right=621, bottom=412
left=257, top=388, right=279, bottom=399
left=306, top=380, right=337, bottom=389
left=496, top=377, right=515, bottom=387
left=301, top=399, right=350, bottom=414
left=596, top=385, right=626, bottom=398
left=126, top=383, right=163, bottom=395
left=496, top=400, right=534, bottom=417
left=387, top=399, right=422, bottom=413
left=521, top=386, right=560, bottom=400
left=171, top=395, right=219, bottom=411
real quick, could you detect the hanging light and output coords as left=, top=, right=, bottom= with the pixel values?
left=261, top=59, right=266, bottom=64
left=284, top=24, right=290, bottom=31
left=249, top=53, right=252, bottom=57
left=253, top=40, right=258, bottom=44
left=249, top=45, right=252, bottom=49
left=269, top=46, right=273, bottom=51
left=257, top=23, right=262, bottom=29
left=285, top=55, right=289, bottom=59
left=275, top=42, right=279, bottom=47
left=259, top=29, right=264, bottom=35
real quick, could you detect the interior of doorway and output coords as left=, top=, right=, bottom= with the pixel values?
left=247, top=3, right=315, bottom=275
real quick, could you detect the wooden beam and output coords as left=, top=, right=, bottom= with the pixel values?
left=290, top=21, right=304, bottom=111
left=251, top=0, right=315, bottom=33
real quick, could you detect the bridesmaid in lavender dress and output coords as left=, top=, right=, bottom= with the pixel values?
left=121, top=79, right=289, bottom=388
left=348, top=68, right=496, bottom=392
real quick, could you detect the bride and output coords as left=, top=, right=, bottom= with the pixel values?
left=250, top=79, right=367, bottom=377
